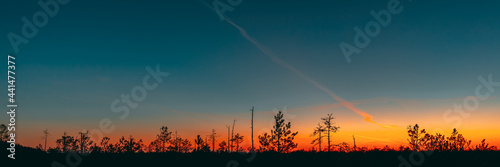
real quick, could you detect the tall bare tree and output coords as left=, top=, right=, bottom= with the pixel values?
left=250, top=106, right=254, bottom=151
left=352, top=135, right=356, bottom=151
left=78, top=130, right=93, bottom=153
left=42, top=129, right=49, bottom=152
left=208, top=129, right=219, bottom=152
left=226, top=125, right=230, bottom=152
left=322, top=113, right=340, bottom=152
left=311, top=123, right=326, bottom=152
left=231, top=119, right=236, bottom=152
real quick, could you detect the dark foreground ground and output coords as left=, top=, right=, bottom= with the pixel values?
left=2, top=142, right=499, bottom=167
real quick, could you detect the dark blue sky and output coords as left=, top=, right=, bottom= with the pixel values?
left=1, top=0, right=499, bottom=147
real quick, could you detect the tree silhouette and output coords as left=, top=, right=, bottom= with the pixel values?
left=447, top=128, right=471, bottom=151
left=99, top=137, right=111, bottom=153
left=407, top=124, right=473, bottom=151
left=148, top=137, right=163, bottom=153
left=194, top=135, right=204, bottom=152
left=232, top=133, right=244, bottom=152
left=475, top=139, right=496, bottom=151
left=202, top=139, right=210, bottom=151
left=56, top=132, right=77, bottom=152
left=42, top=129, right=49, bottom=152
left=193, top=135, right=211, bottom=152
left=352, top=135, right=357, bottom=151
left=311, top=123, right=326, bottom=152
left=208, top=129, right=220, bottom=152
left=338, top=142, right=351, bottom=152
left=169, top=131, right=180, bottom=152
left=250, top=106, right=255, bottom=151
left=35, top=144, right=44, bottom=150
left=231, top=119, right=236, bottom=152
left=218, top=141, right=228, bottom=152
left=0, top=124, right=8, bottom=141
left=169, top=136, right=192, bottom=153
left=379, top=145, right=390, bottom=152
left=78, top=130, right=93, bottom=153
left=321, top=113, right=340, bottom=152
left=259, top=111, right=298, bottom=153
left=407, top=124, right=426, bottom=151
left=226, top=125, right=230, bottom=152
left=157, top=124, right=172, bottom=153
left=420, top=132, right=446, bottom=151
left=180, top=138, right=193, bottom=153
left=171, top=131, right=180, bottom=152
left=257, top=132, right=272, bottom=152
left=116, top=135, right=144, bottom=153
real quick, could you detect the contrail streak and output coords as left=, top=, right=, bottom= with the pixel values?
left=200, top=1, right=396, bottom=128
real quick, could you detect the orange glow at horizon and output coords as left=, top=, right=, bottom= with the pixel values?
left=16, top=96, right=500, bottom=151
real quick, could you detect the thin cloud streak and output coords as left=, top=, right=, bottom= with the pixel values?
left=225, top=17, right=394, bottom=128
left=199, top=2, right=395, bottom=128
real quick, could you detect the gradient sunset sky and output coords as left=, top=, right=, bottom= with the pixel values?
left=1, top=0, right=499, bottom=150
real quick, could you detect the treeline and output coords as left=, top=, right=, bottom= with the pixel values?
left=0, top=111, right=498, bottom=154
left=405, top=124, right=497, bottom=151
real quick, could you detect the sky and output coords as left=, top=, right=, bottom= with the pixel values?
left=1, top=0, right=499, bottom=150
